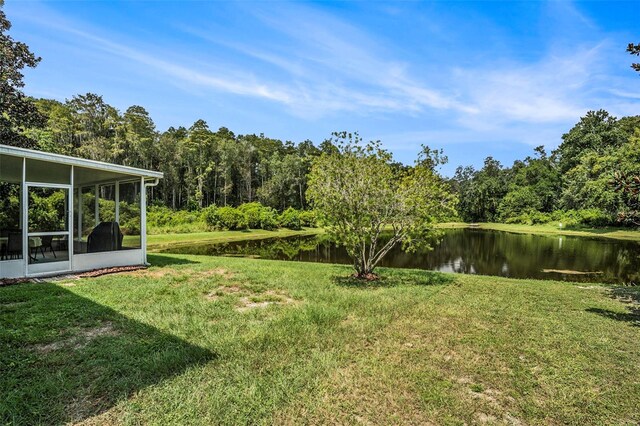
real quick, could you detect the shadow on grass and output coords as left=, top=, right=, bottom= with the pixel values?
left=586, top=285, right=640, bottom=327
left=333, top=269, right=455, bottom=289
left=0, top=282, right=216, bottom=424
left=586, top=307, right=640, bottom=327
left=147, top=253, right=201, bottom=267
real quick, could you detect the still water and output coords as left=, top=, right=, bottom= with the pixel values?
left=165, top=229, right=640, bottom=284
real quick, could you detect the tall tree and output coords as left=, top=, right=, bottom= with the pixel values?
left=122, top=105, right=157, bottom=169
left=66, top=93, right=121, bottom=161
left=0, top=0, right=45, bottom=147
left=628, top=42, right=640, bottom=73
left=556, top=110, right=626, bottom=174
left=184, top=120, right=215, bottom=208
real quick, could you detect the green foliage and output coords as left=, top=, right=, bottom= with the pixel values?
left=454, top=111, right=640, bottom=227
left=118, top=201, right=141, bottom=235
left=237, top=202, right=279, bottom=230
left=0, top=2, right=45, bottom=148
left=237, top=202, right=262, bottom=228
left=453, top=157, right=508, bottom=222
left=258, top=208, right=279, bottom=230
left=0, top=183, right=20, bottom=230
left=147, top=204, right=317, bottom=234
left=298, top=210, right=317, bottom=227
left=628, top=42, right=640, bottom=73
left=498, top=187, right=543, bottom=220
left=148, top=206, right=207, bottom=234
left=204, top=206, right=248, bottom=231
left=278, top=207, right=302, bottom=230
left=307, top=133, right=456, bottom=277
left=557, top=110, right=628, bottom=174
left=504, top=209, right=613, bottom=228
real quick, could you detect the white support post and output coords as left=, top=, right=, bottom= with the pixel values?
left=115, top=181, right=120, bottom=224
left=77, top=188, right=82, bottom=241
left=21, top=157, right=27, bottom=276
left=94, top=184, right=99, bottom=226
left=69, top=166, right=74, bottom=271
left=140, top=177, right=147, bottom=265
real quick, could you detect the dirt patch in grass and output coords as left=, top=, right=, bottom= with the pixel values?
left=199, top=268, right=235, bottom=279
left=236, top=290, right=298, bottom=312
left=204, top=283, right=298, bottom=310
left=205, top=285, right=244, bottom=301
left=32, top=322, right=119, bottom=354
left=127, top=269, right=175, bottom=279
left=131, top=267, right=236, bottom=282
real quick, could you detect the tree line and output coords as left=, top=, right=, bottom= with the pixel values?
left=451, top=110, right=640, bottom=226
left=25, top=94, right=329, bottom=212
left=11, top=94, right=640, bottom=228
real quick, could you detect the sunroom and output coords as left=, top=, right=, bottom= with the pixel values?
left=0, top=144, right=162, bottom=279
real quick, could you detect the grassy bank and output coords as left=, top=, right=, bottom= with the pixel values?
left=440, top=221, right=640, bottom=241
left=145, top=227, right=322, bottom=252
left=1, top=255, right=639, bottom=424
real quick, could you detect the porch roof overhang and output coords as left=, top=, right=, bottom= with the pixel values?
left=0, top=144, right=164, bottom=181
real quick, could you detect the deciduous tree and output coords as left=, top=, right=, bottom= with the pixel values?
left=307, top=132, right=455, bottom=279
left=0, top=0, right=45, bottom=147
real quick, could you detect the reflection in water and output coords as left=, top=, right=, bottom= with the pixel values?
left=165, top=229, right=640, bottom=284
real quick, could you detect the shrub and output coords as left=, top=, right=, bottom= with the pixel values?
left=559, top=209, right=613, bottom=228
left=503, top=208, right=614, bottom=228
left=298, top=210, right=317, bottom=227
left=237, top=202, right=261, bottom=229
left=204, top=206, right=247, bottom=230
left=259, top=208, right=279, bottom=230
left=498, top=187, right=542, bottom=222
left=279, top=207, right=301, bottom=230
left=236, top=202, right=281, bottom=230
left=148, top=205, right=207, bottom=233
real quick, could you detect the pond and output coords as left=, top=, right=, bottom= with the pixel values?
left=165, top=229, right=640, bottom=284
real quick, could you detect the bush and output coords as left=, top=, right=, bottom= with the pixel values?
left=497, top=187, right=542, bottom=222
left=259, top=208, right=279, bottom=230
left=237, top=202, right=263, bottom=229
left=298, top=210, right=317, bottom=227
left=236, top=202, right=280, bottom=230
left=279, top=207, right=301, bottom=230
left=148, top=205, right=207, bottom=233
left=204, top=206, right=248, bottom=230
left=502, top=208, right=614, bottom=228
left=559, top=209, right=613, bottom=228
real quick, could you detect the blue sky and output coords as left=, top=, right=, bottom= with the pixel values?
left=7, top=0, right=640, bottom=175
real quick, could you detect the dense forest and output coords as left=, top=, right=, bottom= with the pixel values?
left=14, top=97, right=640, bottom=228
left=453, top=110, right=640, bottom=226
left=24, top=94, right=325, bottom=212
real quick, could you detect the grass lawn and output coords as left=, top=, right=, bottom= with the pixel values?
left=440, top=221, right=640, bottom=241
left=1, top=255, right=639, bottom=424
left=142, top=227, right=323, bottom=252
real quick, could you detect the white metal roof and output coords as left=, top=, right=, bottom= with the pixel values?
left=0, top=144, right=163, bottom=179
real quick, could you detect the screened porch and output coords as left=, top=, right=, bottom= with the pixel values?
left=0, top=145, right=162, bottom=278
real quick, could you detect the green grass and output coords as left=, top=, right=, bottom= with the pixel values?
left=1, top=255, right=639, bottom=424
left=440, top=221, right=640, bottom=241
left=144, top=227, right=322, bottom=252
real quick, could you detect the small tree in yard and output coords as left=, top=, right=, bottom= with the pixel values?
left=307, top=132, right=456, bottom=279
